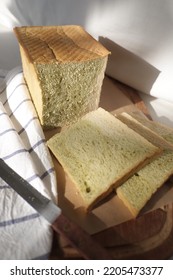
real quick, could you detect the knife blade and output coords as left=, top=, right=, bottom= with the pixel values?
left=0, top=158, right=111, bottom=259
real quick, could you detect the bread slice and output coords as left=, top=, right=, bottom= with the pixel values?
left=14, top=25, right=110, bottom=129
left=117, top=112, right=173, bottom=151
left=116, top=113, right=173, bottom=217
left=47, top=107, right=161, bottom=211
left=126, top=111, right=173, bottom=143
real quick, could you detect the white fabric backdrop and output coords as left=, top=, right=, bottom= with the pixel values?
left=1, top=0, right=173, bottom=126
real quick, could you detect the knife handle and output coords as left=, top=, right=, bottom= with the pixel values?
left=52, top=213, right=112, bottom=260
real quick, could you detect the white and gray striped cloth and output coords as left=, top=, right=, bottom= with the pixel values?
left=0, top=67, right=58, bottom=259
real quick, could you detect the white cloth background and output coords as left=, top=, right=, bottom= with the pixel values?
left=1, top=0, right=173, bottom=127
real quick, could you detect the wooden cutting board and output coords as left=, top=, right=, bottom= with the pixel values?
left=47, top=76, right=173, bottom=260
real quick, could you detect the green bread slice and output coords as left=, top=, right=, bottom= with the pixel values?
left=47, top=108, right=161, bottom=211
left=116, top=112, right=173, bottom=217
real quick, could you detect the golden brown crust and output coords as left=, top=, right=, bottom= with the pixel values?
left=14, top=25, right=110, bottom=64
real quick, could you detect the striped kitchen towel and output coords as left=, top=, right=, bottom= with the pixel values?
left=0, top=67, right=58, bottom=259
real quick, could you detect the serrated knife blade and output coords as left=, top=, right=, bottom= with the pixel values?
left=0, top=158, right=111, bottom=260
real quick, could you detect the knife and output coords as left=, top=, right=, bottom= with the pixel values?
left=0, top=158, right=111, bottom=260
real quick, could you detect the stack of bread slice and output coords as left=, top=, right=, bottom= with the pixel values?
left=47, top=107, right=168, bottom=212
left=116, top=111, right=173, bottom=217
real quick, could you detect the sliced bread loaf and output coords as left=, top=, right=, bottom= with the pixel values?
left=116, top=113, right=173, bottom=217
left=47, top=107, right=161, bottom=211
left=14, top=26, right=110, bottom=129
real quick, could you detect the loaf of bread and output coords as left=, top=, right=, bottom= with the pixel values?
left=47, top=107, right=161, bottom=211
left=116, top=113, right=173, bottom=217
left=14, top=25, right=110, bottom=128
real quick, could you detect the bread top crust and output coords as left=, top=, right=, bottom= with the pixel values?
left=14, top=25, right=110, bottom=64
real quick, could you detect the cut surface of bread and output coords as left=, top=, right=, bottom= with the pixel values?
left=47, top=107, right=161, bottom=211
left=14, top=25, right=110, bottom=129
left=117, top=113, right=173, bottom=217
